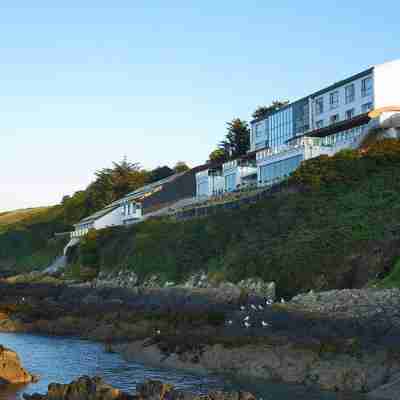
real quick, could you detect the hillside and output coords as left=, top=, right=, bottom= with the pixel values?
left=0, top=207, right=49, bottom=231
left=3, top=140, right=400, bottom=294
left=67, top=139, right=400, bottom=297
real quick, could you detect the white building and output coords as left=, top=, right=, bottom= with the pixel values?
left=71, top=205, right=122, bottom=238
left=251, top=59, right=400, bottom=186
left=195, top=167, right=224, bottom=198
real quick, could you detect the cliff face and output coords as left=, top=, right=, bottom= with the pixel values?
left=0, top=345, right=33, bottom=384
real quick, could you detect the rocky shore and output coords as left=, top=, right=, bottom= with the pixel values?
left=23, top=376, right=256, bottom=400
left=0, top=280, right=399, bottom=397
left=0, top=345, right=33, bottom=384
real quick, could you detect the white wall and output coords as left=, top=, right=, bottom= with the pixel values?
left=373, top=59, right=400, bottom=126
left=93, top=207, right=123, bottom=230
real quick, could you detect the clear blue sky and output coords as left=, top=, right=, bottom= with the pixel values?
left=1, top=1, right=399, bottom=211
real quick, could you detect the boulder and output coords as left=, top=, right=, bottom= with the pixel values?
left=0, top=345, right=33, bottom=384
left=24, top=376, right=129, bottom=400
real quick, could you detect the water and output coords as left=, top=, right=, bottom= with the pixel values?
left=0, top=332, right=365, bottom=400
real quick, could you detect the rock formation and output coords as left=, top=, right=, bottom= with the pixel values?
left=23, top=376, right=256, bottom=400
left=0, top=345, right=33, bottom=384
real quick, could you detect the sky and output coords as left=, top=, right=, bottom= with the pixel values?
left=1, top=1, right=399, bottom=211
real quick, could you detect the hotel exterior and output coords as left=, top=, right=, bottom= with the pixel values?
left=196, top=59, right=400, bottom=196
left=251, top=60, right=400, bottom=187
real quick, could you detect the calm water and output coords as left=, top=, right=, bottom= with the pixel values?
left=0, top=332, right=365, bottom=400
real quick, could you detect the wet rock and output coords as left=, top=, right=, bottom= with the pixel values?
left=23, top=377, right=256, bottom=400
left=0, top=345, right=33, bottom=384
left=24, top=376, right=128, bottom=400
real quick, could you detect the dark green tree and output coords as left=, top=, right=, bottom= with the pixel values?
left=220, top=118, right=250, bottom=159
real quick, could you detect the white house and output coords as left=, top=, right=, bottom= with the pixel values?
left=71, top=205, right=122, bottom=238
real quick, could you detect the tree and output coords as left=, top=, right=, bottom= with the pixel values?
left=220, top=118, right=250, bottom=159
left=147, top=166, right=174, bottom=183
left=208, top=148, right=228, bottom=164
left=252, top=100, right=290, bottom=121
left=173, top=161, right=190, bottom=173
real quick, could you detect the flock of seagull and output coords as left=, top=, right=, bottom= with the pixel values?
left=226, top=297, right=285, bottom=329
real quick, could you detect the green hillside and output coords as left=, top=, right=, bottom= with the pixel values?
left=68, top=139, right=400, bottom=296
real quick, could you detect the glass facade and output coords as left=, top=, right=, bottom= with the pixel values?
left=259, top=155, right=303, bottom=185
left=268, top=107, right=293, bottom=149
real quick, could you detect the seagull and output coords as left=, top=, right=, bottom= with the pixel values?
left=250, top=304, right=257, bottom=310
left=258, top=305, right=264, bottom=310
left=266, top=299, right=273, bottom=306
left=244, top=321, right=251, bottom=328
left=243, top=315, right=250, bottom=321
left=281, top=298, right=285, bottom=304
left=156, top=330, right=161, bottom=335
left=240, top=305, right=246, bottom=311
left=261, top=321, right=270, bottom=327
left=227, top=320, right=233, bottom=325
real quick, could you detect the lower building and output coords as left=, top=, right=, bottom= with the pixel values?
left=71, top=205, right=122, bottom=238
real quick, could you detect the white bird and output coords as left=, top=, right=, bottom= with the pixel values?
left=240, top=305, right=245, bottom=311
left=156, top=330, right=161, bottom=335
left=281, top=298, right=285, bottom=304
left=243, top=315, right=250, bottom=321
left=261, top=321, right=269, bottom=327
left=227, top=320, right=233, bottom=325
left=244, top=321, right=251, bottom=328
left=258, top=304, right=264, bottom=310
left=266, top=299, right=273, bottom=306
left=250, top=304, right=257, bottom=310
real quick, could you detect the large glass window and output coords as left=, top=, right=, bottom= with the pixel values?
left=266, top=107, right=293, bottom=150
left=345, top=84, right=355, bottom=104
left=361, top=77, right=372, bottom=97
left=259, top=155, right=303, bottom=185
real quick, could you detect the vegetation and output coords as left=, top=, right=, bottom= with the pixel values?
left=0, top=158, right=189, bottom=273
left=208, top=118, right=250, bottom=163
left=68, top=139, right=400, bottom=296
left=252, top=100, right=290, bottom=121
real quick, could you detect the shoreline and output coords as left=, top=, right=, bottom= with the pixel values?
left=0, top=282, right=399, bottom=398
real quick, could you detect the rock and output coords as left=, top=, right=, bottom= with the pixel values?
left=368, top=373, right=400, bottom=399
left=237, top=278, right=276, bottom=299
left=94, top=270, right=139, bottom=290
left=24, top=376, right=129, bottom=400
left=82, top=294, right=103, bottom=305
left=23, top=377, right=256, bottom=400
left=136, top=380, right=173, bottom=400
left=0, top=345, right=33, bottom=384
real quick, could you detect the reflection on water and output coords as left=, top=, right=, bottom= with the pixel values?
left=0, top=332, right=366, bottom=400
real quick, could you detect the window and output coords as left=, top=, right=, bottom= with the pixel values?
left=345, top=108, right=355, bottom=120
left=330, top=114, right=339, bottom=124
left=330, top=91, right=339, bottom=109
left=361, top=77, right=372, bottom=97
left=315, top=97, right=324, bottom=115
left=345, top=84, right=355, bottom=104
left=316, top=120, right=324, bottom=129
left=362, top=102, right=373, bottom=113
